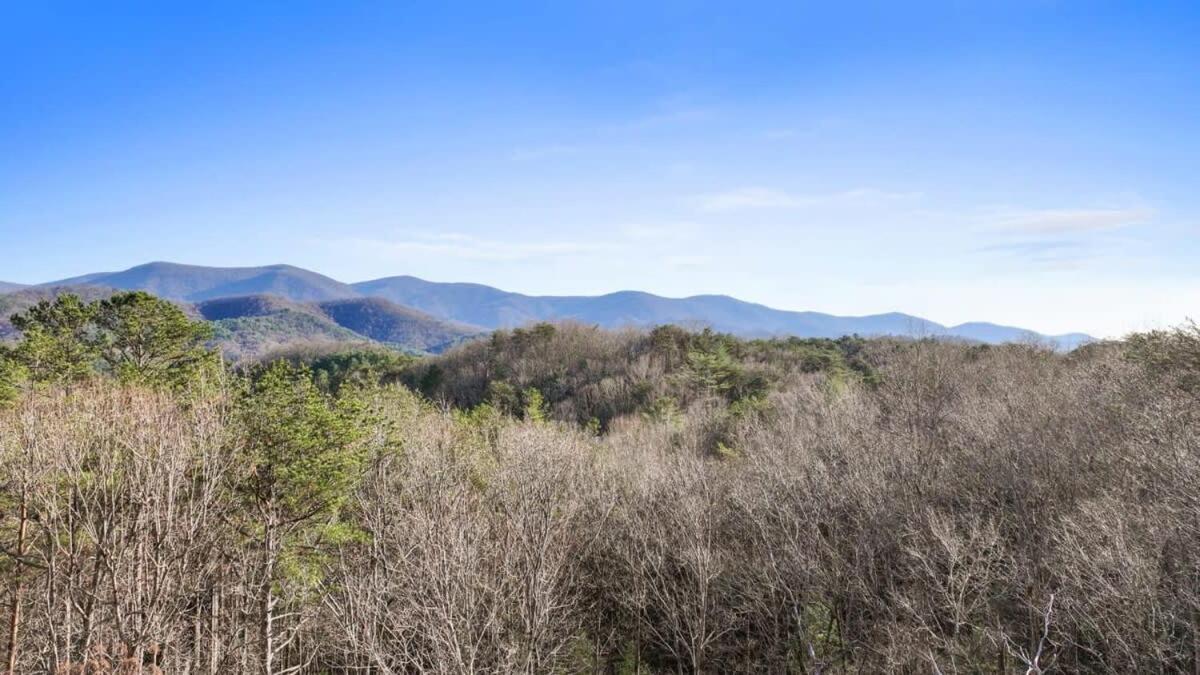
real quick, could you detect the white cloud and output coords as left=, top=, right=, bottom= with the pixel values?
left=664, top=254, right=712, bottom=268
left=694, top=186, right=921, bottom=212
left=697, top=187, right=806, bottom=211
left=988, top=207, right=1154, bottom=234
left=977, top=239, right=1095, bottom=268
left=613, top=106, right=715, bottom=132
left=975, top=206, right=1157, bottom=271
left=619, top=221, right=704, bottom=241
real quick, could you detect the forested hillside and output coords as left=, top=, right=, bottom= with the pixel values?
left=0, top=291, right=1196, bottom=673
left=195, top=295, right=477, bottom=359
left=1, top=288, right=477, bottom=359
left=401, top=322, right=875, bottom=434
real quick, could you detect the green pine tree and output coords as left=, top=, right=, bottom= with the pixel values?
left=7, top=294, right=98, bottom=384
left=231, top=361, right=367, bottom=675
left=91, top=291, right=219, bottom=389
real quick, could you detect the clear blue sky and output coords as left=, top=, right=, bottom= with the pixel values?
left=2, top=1, right=1197, bottom=337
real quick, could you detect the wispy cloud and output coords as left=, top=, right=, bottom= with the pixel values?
left=664, top=254, right=712, bottom=268
left=976, top=206, right=1156, bottom=270
left=509, top=144, right=584, bottom=161
left=988, top=207, right=1154, bottom=234
left=609, top=105, right=716, bottom=132
left=979, top=240, right=1085, bottom=256
left=757, top=119, right=849, bottom=141
left=335, top=233, right=608, bottom=262
left=697, top=187, right=805, bottom=211
left=694, top=186, right=921, bottom=212
left=978, top=239, right=1096, bottom=269
left=619, top=221, right=704, bottom=241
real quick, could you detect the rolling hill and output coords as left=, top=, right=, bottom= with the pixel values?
left=194, top=294, right=478, bottom=357
left=27, top=262, right=1093, bottom=348
left=1, top=286, right=479, bottom=359
left=205, top=310, right=369, bottom=361
left=50, top=262, right=359, bottom=302
left=196, top=294, right=328, bottom=321
left=0, top=282, right=27, bottom=293
left=315, top=297, right=477, bottom=352
left=195, top=294, right=479, bottom=358
left=191, top=294, right=362, bottom=359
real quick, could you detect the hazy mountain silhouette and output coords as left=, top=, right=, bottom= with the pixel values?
left=355, top=275, right=1092, bottom=348
left=51, top=262, right=359, bottom=302
left=32, top=262, right=1092, bottom=348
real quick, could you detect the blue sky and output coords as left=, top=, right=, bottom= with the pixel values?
left=2, top=1, right=1197, bottom=337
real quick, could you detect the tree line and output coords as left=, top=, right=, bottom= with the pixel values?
left=1, top=292, right=1199, bottom=673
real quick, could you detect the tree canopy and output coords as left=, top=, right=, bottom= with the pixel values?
left=0, top=291, right=218, bottom=398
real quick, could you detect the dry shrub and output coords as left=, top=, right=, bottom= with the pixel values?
left=3, top=329, right=1199, bottom=674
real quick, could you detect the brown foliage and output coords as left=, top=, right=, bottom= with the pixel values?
left=1, top=329, right=1198, bottom=673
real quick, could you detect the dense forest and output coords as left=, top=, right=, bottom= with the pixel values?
left=1, top=292, right=1198, bottom=673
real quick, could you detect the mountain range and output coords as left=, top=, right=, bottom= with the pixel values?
left=0, top=261, right=1093, bottom=355
left=0, top=282, right=473, bottom=359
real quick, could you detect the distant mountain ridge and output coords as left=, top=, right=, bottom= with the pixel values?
left=352, top=276, right=1092, bottom=348
left=54, top=262, right=358, bottom=302
left=33, top=262, right=1093, bottom=348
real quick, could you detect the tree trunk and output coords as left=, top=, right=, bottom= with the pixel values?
left=4, top=490, right=29, bottom=675
left=261, top=512, right=277, bottom=675
left=209, top=586, right=220, bottom=675
left=262, top=588, right=274, bottom=675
